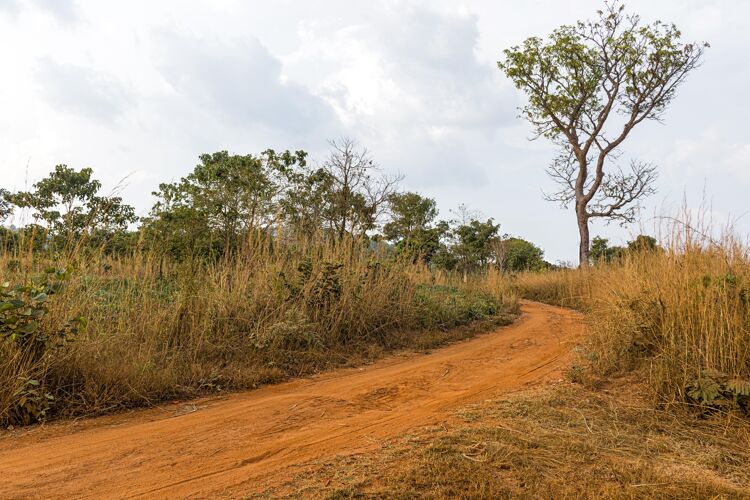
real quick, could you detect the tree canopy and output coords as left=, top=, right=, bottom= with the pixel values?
left=497, top=237, right=547, bottom=272
left=499, top=1, right=706, bottom=266
left=6, top=165, right=136, bottom=247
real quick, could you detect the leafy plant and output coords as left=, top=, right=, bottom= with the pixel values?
left=253, top=309, right=322, bottom=351
left=1, top=267, right=86, bottom=358
left=686, top=369, right=750, bottom=413
left=9, top=377, right=55, bottom=426
left=307, top=262, right=344, bottom=314
left=1, top=266, right=86, bottom=424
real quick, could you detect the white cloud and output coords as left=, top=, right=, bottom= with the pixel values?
left=34, top=58, right=130, bottom=122
left=153, top=31, right=337, bottom=134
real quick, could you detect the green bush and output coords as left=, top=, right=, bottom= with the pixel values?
left=0, top=267, right=86, bottom=425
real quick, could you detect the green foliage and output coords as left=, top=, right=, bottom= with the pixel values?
left=0, top=188, right=11, bottom=222
left=415, top=284, right=500, bottom=330
left=384, top=192, right=438, bottom=241
left=1, top=266, right=86, bottom=425
left=281, top=167, right=336, bottom=238
left=1, top=267, right=85, bottom=356
left=145, top=149, right=306, bottom=259
left=590, top=236, right=625, bottom=263
left=6, top=165, right=137, bottom=249
left=431, top=245, right=459, bottom=272
left=0, top=225, right=48, bottom=254
left=687, top=369, right=750, bottom=413
left=498, top=2, right=706, bottom=146
left=498, top=237, right=547, bottom=272
left=308, top=262, right=344, bottom=315
left=498, top=1, right=706, bottom=261
left=627, top=235, right=658, bottom=252
left=9, top=377, right=55, bottom=426
left=590, top=235, right=657, bottom=264
left=384, top=192, right=447, bottom=264
left=452, top=219, right=500, bottom=274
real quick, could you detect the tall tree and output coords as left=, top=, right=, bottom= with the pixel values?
left=321, top=137, right=401, bottom=240
left=280, top=167, right=336, bottom=239
left=452, top=218, right=501, bottom=279
left=499, top=2, right=706, bottom=266
left=384, top=192, right=438, bottom=241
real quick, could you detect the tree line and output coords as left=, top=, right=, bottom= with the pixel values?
left=3, top=3, right=704, bottom=269
left=0, top=138, right=550, bottom=275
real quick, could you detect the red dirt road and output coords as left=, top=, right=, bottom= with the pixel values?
left=0, top=301, right=583, bottom=499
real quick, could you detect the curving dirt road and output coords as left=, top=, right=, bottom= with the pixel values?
left=0, top=301, right=583, bottom=499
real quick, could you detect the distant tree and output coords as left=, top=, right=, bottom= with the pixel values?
left=499, top=2, right=707, bottom=266
left=627, top=234, right=658, bottom=252
left=590, top=236, right=612, bottom=262
left=452, top=218, right=501, bottom=279
left=496, top=237, right=547, bottom=272
left=141, top=188, right=212, bottom=264
left=321, top=137, right=401, bottom=240
left=280, top=167, right=335, bottom=239
left=451, top=203, right=482, bottom=226
left=589, top=236, right=624, bottom=263
left=431, top=244, right=459, bottom=272
left=7, top=165, right=137, bottom=247
left=590, top=234, right=656, bottom=264
left=384, top=192, right=447, bottom=263
left=384, top=192, right=438, bottom=241
left=148, top=150, right=305, bottom=257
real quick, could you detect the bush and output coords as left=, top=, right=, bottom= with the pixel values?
left=0, top=266, right=86, bottom=425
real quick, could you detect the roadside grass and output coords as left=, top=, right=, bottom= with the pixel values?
left=0, top=242, right=517, bottom=425
left=268, top=378, right=750, bottom=499
left=513, top=225, right=750, bottom=414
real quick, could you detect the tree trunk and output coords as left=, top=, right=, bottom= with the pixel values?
left=576, top=204, right=590, bottom=268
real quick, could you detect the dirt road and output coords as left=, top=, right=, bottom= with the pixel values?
left=0, top=301, right=583, bottom=499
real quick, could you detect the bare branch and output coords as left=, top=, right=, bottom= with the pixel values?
left=587, top=159, right=657, bottom=223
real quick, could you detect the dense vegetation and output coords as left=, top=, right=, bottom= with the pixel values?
left=3, top=147, right=748, bottom=426
left=0, top=140, right=531, bottom=426
left=0, top=241, right=519, bottom=426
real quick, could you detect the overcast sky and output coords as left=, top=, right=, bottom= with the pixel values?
left=1, top=0, right=747, bottom=262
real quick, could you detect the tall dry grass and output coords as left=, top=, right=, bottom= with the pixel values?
left=515, top=219, right=750, bottom=408
left=0, top=234, right=516, bottom=424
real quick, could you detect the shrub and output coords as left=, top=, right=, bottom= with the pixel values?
left=0, top=266, right=86, bottom=425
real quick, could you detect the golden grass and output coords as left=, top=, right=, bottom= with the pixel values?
left=268, top=377, right=750, bottom=499
left=0, top=236, right=517, bottom=424
left=515, top=225, right=750, bottom=409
